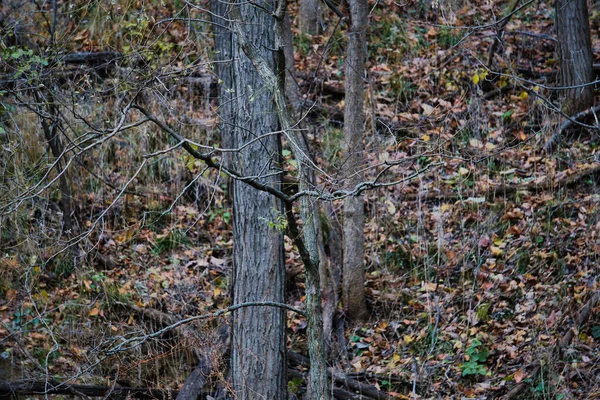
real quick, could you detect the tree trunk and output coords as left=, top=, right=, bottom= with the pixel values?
left=231, top=3, right=331, bottom=397
left=216, top=3, right=287, bottom=399
left=299, top=0, right=321, bottom=35
left=212, top=0, right=235, bottom=155
left=342, top=0, right=368, bottom=322
left=320, top=203, right=343, bottom=356
left=281, top=7, right=338, bottom=352
left=556, top=0, right=594, bottom=114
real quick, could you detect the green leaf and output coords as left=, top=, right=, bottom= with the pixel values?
left=222, top=211, right=231, bottom=224
left=502, top=110, right=513, bottom=121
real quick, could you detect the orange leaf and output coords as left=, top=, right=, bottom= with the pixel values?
left=514, top=369, right=526, bottom=383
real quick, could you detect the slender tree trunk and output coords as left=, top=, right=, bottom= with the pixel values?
left=34, top=89, right=74, bottom=240
left=215, top=2, right=287, bottom=399
left=320, top=202, right=343, bottom=353
left=213, top=0, right=235, bottom=155
left=300, top=0, right=321, bottom=35
left=342, top=0, right=368, bottom=322
left=281, top=7, right=337, bottom=350
left=556, top=0, right=594, bottom=114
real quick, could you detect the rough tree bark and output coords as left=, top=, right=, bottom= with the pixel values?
left=215, top=2, right=287, bottom=399
left=556, top=0, right=594, bottom=114
left=230, top=2, right=331, bottom=396
left=342, top=0, right=369, bottom=322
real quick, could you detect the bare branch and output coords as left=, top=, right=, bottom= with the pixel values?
left=105, top=301, right=305, bottom=355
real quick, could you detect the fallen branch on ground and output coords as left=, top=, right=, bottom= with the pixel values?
left=544, top=105, right=600, bottom=153
left=288, top=351, right=403, bottom=400
left=403, top=163, right=600, bottom=203
left=0, top=380, right=180, bottom=400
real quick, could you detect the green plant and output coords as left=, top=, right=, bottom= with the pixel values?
left=152, top=229, right=190, bottom=255
left=293, top=33, right=311, bottom=57
left=52, top=252, right=76, bottom=279
left=259, top=209, right=287, bottom=232
left=321, top=125, right=344, bottom=166
left=288, top=377, right=304, bottom=395
left=208, top=207, right=231, bottom=225
left=592, top=325, right=600, bottom=339
left=389, top=74, right=416, bottom=102
left=1, top=46, right=48, bottom=80
left=383, top=243, right=413, bottom=272
left=476, top=303, right=491, bottom=323
left=437, top=27, right=461, bottom=49
left=460, top=337, right=489, bottom=376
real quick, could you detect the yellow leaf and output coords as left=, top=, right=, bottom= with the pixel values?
left=214, top=287, right=221, bottom=296
left=519, top=91, right=528, bottom=100
left=441, top=203, right=452, bottom=212
left=393, top=353, right=401, bottom=362
left=469, top=138, right=483, bottom=148
left=403, top=334, right=413, bottom=344
left=89, top=307, right=99, bottom=317
left=459, top=167, right=470, bottom=176
left=490, top=246, right=503, bottom=256
left=422, top=134, right=430, bottom=142
left=472, top=74, right=480, bottom=84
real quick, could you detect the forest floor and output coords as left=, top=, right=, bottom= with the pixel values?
left=2, top=0, right=600, bottom=399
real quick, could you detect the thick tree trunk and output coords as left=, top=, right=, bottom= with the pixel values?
left=215, top=3, right=287, bottom=399
left=231, top=3, right=330, bottom=397
left=342, top=0, right=368, bottom=322
left=556, top=0, right=594, bottom=114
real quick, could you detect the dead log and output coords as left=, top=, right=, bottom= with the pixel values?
left=544, top=104, right=600, bottom=153
left=403, top=163, right=600, bottom=203
left=0, top=380, right=179, bottom=400
left=123, top=303, right=400, bottom=399
left=288, top=351, right=401, bottom=400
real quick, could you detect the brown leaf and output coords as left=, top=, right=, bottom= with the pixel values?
left=514, top=368, right=526, bottom=383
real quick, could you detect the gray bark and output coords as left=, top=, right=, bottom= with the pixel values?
left=215, top=2, right=287, bottom=399
left=556, top=0, right=594, bottom=114
left=342, top=0, right=368, bottom=322
left=230, top=4, right=331, bottom=397
left=281, top=7, right=337, bottom=350
left=299, top=0, right=321, bottom=35
left=213, top=1, right=235, bottom=156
